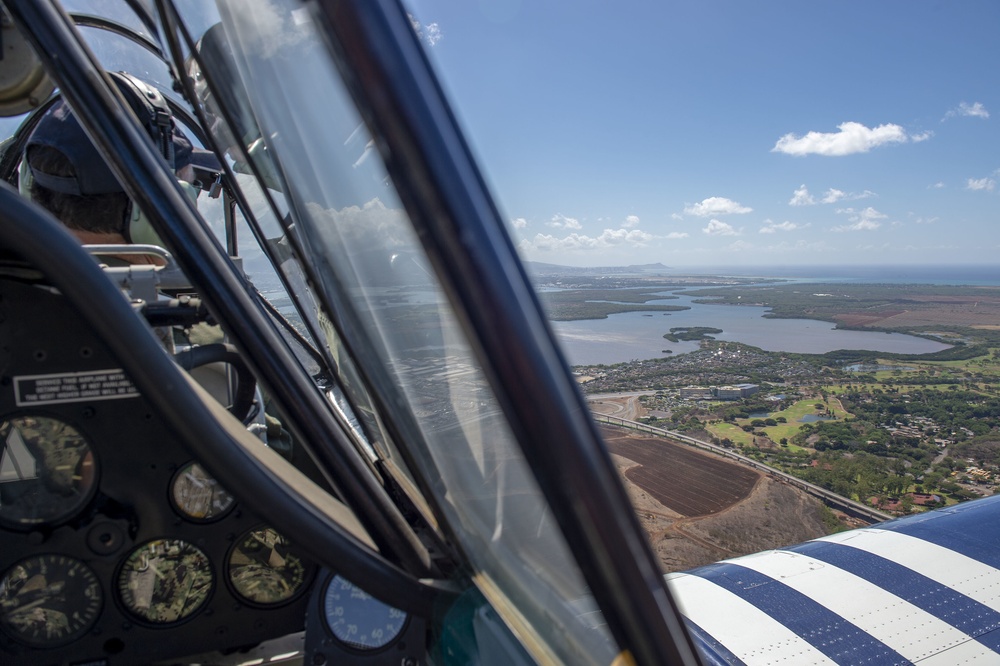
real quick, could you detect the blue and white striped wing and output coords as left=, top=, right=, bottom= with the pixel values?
left=669, top=496, right=1000, bottom=665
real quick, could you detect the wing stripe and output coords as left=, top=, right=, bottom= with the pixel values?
left=735, top=547, right=993, bottom=663
left=790, top=539, right=1000, bottom=652
left=686, top=563, right=906, bottom=664
left=877, top=506, right=1000, bottom=568
left=668, top=572, right=837, bottom=664
left=682, top=618, right=749, bottom=666
left=818, top=529, right=1000, bottom=615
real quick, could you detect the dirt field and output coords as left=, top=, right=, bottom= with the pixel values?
left=602, top=427, right=759, bottom=517
left=601, top=424, right=830, bottom=572
left=834, top=294, right=1000, bottom=329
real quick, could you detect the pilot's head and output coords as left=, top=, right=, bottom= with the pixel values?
left=22, top=72, right=211, bottom=247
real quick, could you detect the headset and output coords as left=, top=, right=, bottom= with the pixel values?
left=19, top=71, right=205, bottom=248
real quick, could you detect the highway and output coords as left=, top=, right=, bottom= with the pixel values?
left=593, top=413, right=892, bottom=525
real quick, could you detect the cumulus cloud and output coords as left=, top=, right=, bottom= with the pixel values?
left=945, top=102, right=990, bottom=120
left=510, top=217, right=527, bottom=229
left=789, top=185, right=815, bottom=206
left=408, top=15, right=442, bottom=45
left=789, top=184, right=875, bottom=206
left=623, top=215, right=640, bottom=228
left=524, top=228, right=654, bottom=252
left=772, top=121, right=920, bottom=156
left=967, top=177, right=996, bottom=192
left=671, top=213, right=684, bottom=221
left=549, top=214, right=582, bottom=230
left=833, top=206, right=887, bottom=232
left=759, top=220, right=807, bottom=234
left=684, top=197, right=752, bottom=217
left=703, top=220, right=740, bottom=236
left=665, top=231, right=689, bottom=239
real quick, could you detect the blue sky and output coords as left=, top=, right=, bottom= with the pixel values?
left=405, top=1, right=999, bottom=269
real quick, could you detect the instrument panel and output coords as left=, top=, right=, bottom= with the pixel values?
left=0, top=277, right=314, bottom=664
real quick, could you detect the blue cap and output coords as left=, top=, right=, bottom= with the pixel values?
left=26, top=95, right=220, bottom=196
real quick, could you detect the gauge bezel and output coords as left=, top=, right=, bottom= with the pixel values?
left=225, top=525, right=314, bottom=609
left=116, top=538, right=214, bottom=627
left=0, top=553, right=103, bottom=648
left=0, top=412, right=100, bottom=531
left=168, top=460, right=236, bottom=523
left=320, top=573, right=410, bottom=653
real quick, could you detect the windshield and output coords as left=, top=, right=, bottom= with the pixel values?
left=167, top=1, right=618, bottom=662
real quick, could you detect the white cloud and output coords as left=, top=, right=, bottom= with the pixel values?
left=408, top=15, right=442, bottom=45
left=833, top=206, right=886, bottom=232
left=703, top=220, right=740, bottom=236
left=822, top=188, right=847, bottom=204
left=945, top=102, right=990, bottom=120
left=930, top=182, right=945, bottom=189
left=671, top=213, right=684, bottom=221
left=967, top=177, right=996, bottom=191
left=665, top=231, right=689, bottom=239
left=789, top=184, right=875, bottom=206
left=759, top=220, right=807, bottom=234
left=911, top=131, right=933, bottom=143
left=789, top=185, right=815, bottom=206
left=772, top=121, right=917, bottom=156
left=684, top=197, right=752, bottom=217
left=549, top=214, right=582, bottom=230
left=623, top=215, right=640, bottom=228
left=523, top=228, right=654, bottom=253
left=511, top=217, right=527, bottom=229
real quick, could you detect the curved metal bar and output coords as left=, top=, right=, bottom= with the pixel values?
left=0, top=181, right=446, bottom=614
left=68, top=12, right=164, bottom=58
left=310, top=0, right=703, bottom=663
left=4, top=0, right=434, bottom=579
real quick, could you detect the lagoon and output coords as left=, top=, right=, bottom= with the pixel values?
left=554, top=291, right=951, bottom=366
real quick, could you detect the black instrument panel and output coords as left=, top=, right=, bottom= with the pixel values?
left=0, top=276, right=313, bottom=664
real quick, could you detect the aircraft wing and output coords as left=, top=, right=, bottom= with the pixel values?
left=669, top=494, right=1000, bottom=665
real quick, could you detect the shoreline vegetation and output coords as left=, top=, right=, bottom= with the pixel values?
left=663, top=327, right=723, bottom=342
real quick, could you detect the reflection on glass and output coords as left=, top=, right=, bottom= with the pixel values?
left=227, top=527, right=308, bottom=606
left=118, top=539, right=213, bottom=624
left=170, top=461, right=235, bottom=522
left=187, top=3, right=618, bottom=663
left=0, top=415, right=97, bottom=528
left=0, top=554, right=102, bottom=647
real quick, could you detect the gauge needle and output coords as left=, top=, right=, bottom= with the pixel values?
left=184, top=473, right=207, bottom=489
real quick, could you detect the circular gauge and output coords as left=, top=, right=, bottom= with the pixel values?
left=227, top=527, right=310, bottom=606
left=170, top=462, right=235, bottom=522
left=0, top=415, right=97, bottom=528
left=0, top=554, right=102, bottom=647
left=118, top=539, right=213, bottom=624
left=323, top=575, right=407, bottom=651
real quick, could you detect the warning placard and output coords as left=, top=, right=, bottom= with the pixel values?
left=15, top=369, right=139, bottom=406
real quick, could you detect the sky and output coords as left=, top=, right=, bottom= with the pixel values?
left=404, top=0, right=999, bottom=269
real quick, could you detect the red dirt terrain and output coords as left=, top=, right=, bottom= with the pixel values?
left=600, top=424, right=830, bottom=572
left=601, top=426, right=759, bottom=517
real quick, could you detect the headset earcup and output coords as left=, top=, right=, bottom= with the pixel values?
left=17, top=159, right=33, bottom=199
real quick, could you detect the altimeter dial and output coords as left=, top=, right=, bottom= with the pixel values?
left=0, top=554, right=102, bottom=647
left=323, top=574, right=407, bottom=651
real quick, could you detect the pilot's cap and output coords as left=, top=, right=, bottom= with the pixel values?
left=26, top=98, right=217, bottom=196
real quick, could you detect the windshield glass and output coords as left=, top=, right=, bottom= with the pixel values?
left=169, top=1, right=618, bottom=662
